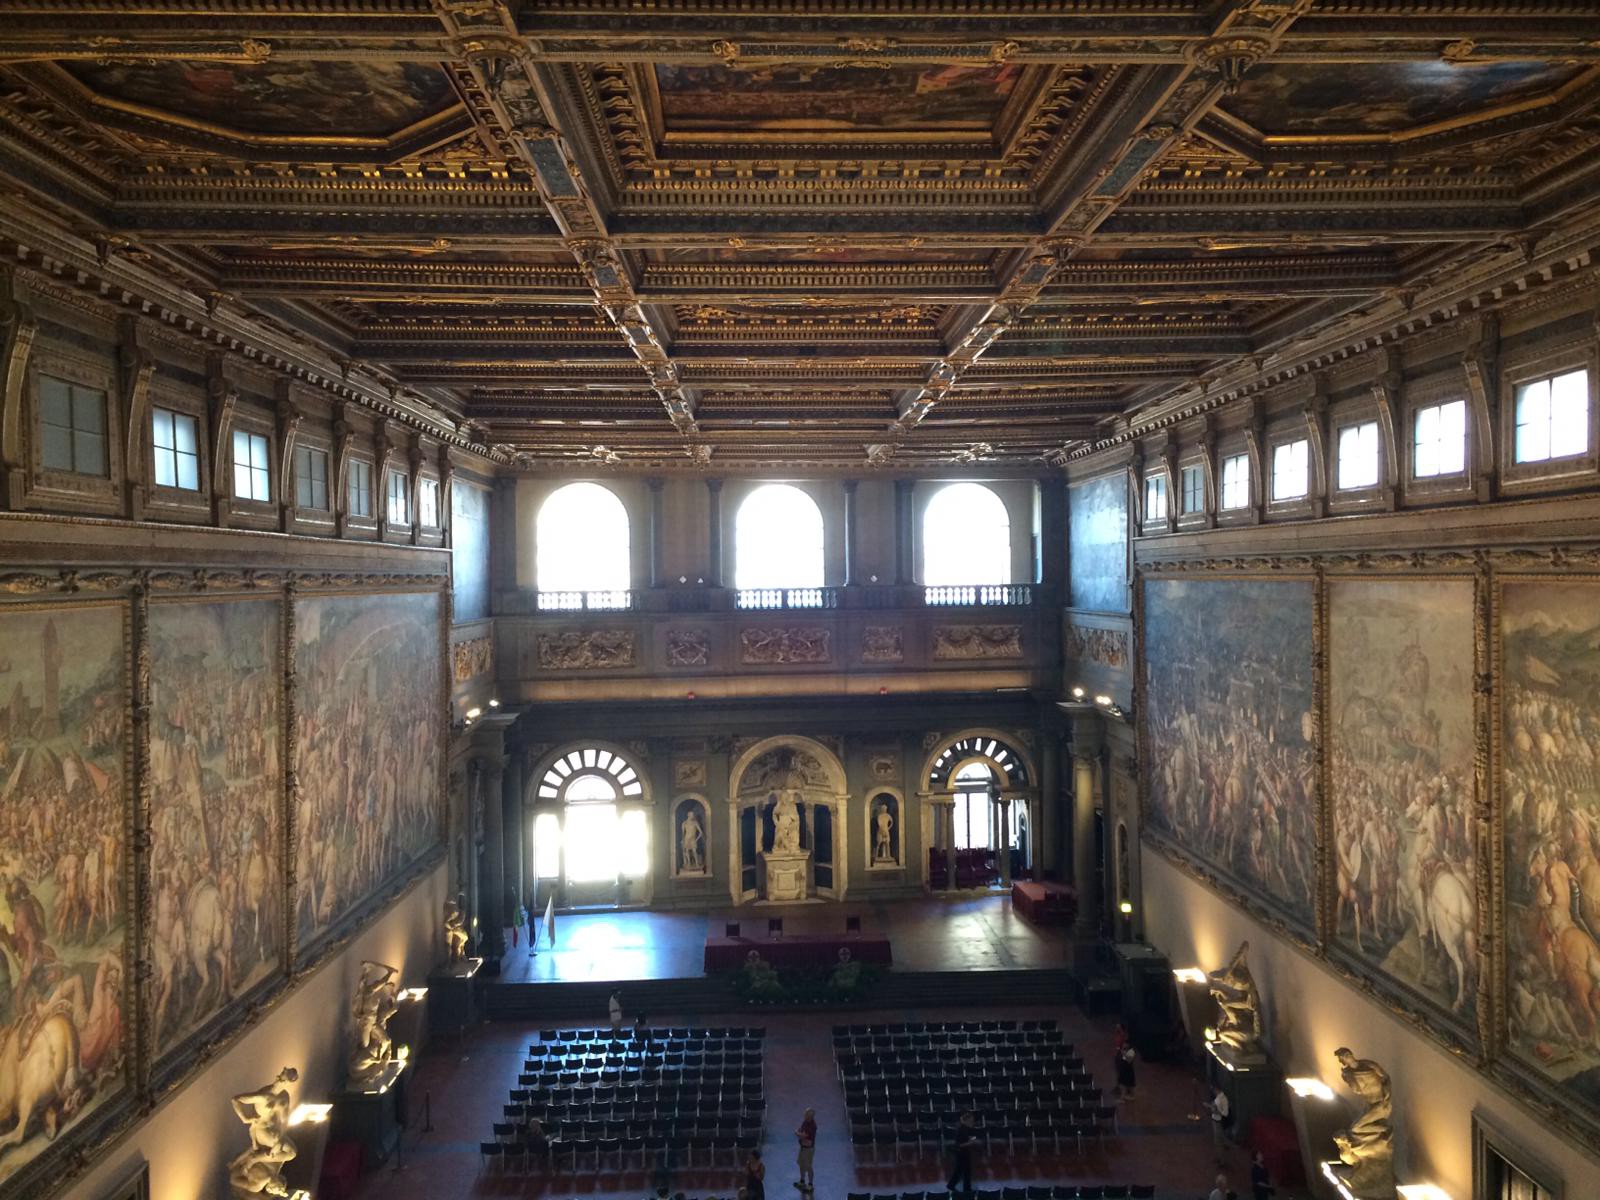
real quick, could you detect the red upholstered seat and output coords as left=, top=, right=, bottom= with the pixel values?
left=1248, top=1115, right=1303, bottom=1186
left=319, top=1140, right=364, bottom=1200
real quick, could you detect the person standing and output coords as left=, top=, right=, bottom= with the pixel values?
left=609, top=989, right=623, bottom=1035
left=1208, top=1086, right=1231, bottom=1156
left=1250, top=1150, right=1274, bottom=1200
left=1208, top=1170, right=1230, bottom=1200
left=794, top=1107, right=817, bottom=1193
left=743, top=1147, right=766, bottom=1200
left=1115, top=1042, right=1137, bottom=1101
left=946, top=1110, right=978, bottom=1199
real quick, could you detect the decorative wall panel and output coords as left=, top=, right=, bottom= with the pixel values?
left=1142, top=576, right=1317, bottom=931
left=450, top=480, right=491, bottom=624
left=0, top=603, right=129, bottom=1196
left=293, top=591, right=442, bottom=959
left=1068, top=472, right=1129, bottom=613
left=1329, top=579, right=1478, bottom=1027
left=146, top=597, right=283, bottom=1077
left=1500, top=578, right=1600, bottom=1127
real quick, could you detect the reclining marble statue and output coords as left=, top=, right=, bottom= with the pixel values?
left=348, top=960, right=402, bottom=1087
left=1331, top=1046, right=1396, bottom=1199
left=227, top=1066, right=301, bottom=1199
left=1207, top=939, right=1265, bottom=1063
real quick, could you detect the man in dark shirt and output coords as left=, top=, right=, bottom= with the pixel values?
left=946, top=1110, right=978, bottom=1199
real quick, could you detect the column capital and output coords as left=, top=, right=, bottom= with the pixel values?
left=706, top=477, right=724, bottom=494
left=647, top=476, right=665, bottom=493
left=841, top=478, right=860, bottom=494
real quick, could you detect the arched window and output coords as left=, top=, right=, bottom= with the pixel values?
left=536, top=482, right=630, bottom=609
left=734, top=483, right=825, bottom=604
left=532, top=746, right=649, bottom=890
left=953, top=761, right=994, bottom=850
left=923, top=482, right=1010, bottom=589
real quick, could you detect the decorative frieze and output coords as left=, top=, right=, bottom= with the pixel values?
left=1065, top=623, right=1129, bottom=670
left=535, top=629, right=637, bottom=670
left=932, top=624, right=1024, bottom=661
left=451, top=633, right=492, bottom=682
left=665, top=627, right=711, bottom=667
left=861, top=624, right=905, bottom=663
left=739, top=626, right=831, bottom=665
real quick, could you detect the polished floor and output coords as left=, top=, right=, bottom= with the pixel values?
left=353, top=1000, right=1299, bottom=1200
left=500, top=894, right=1074, bottom=984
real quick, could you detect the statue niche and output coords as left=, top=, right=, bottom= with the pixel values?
left=676, top=798, right=708, bottom=875
left=740, top=746, right=830, bottom=903
left=870, top=792, right=900, bottom=867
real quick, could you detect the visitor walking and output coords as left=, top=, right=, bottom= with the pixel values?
left=609, top=989, right=623, bottom=1035
left=946, top=1110, right=978, bottom=1199
left=743, top=1147, right=766, bottom=1200
left=1250, top=1150, right=1274, bottom=1200
left=794, top=1107, right=817, bottom=1193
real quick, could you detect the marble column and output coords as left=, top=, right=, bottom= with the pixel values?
left=944, top=802, right=958, bottom=892
left=1072, top=754, right=1098, bottom=937
left=648, top=477, right=665, bottom=588
left=502, top=750, right=525, bottom=922
left=706, top=478, right=724, bottom=588
left=477, top=758, right=507, bottom=963
left=842, top=478, right=859, bottom=587
left=996, top=796, right=1012, bottom=888
left=1039, top=736, right=1061, bottom=875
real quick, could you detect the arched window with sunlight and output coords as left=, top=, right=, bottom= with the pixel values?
left=923, top=482, right=1010, bottom=603
left=536, top=482, right=630, bottom=609
left=734, top=483, right=826, bottom=607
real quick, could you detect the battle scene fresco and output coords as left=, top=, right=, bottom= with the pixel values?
left=1221, top=61, right=1583, bottom=135
left=147, top=599, right=282, bottom=1064
left=61, top=60, right=459, bottom=138
left=1329, top=580, right=1478, bottom=1019
left=1068, top=472, right=1129, bottom=613
left=1502, top=581, right=1600, bottom=1117
left=0, top=605, right=126, bottom=1186
left=653, top=62, right=1022, bottom=133
left=294, top=592, right=442, bottom=954
left=1143, top=578, right=1316, bottom=928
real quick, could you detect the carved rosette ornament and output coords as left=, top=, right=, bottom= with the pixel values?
left=1188, top=34, right=1273, bottom=93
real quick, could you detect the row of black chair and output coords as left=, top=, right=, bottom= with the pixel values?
left=834, top=1021, right=1057, bottom=1035
left=480, top=1126, right=762, bottom=1173
left=836, top=1031, right=1067, bottom=1054
left=539, top=1026, right=765, bottom=1042
left=841, top=1052, right=1083, bottom=1075
left=847, top=1188, right=1154, bottom=1200
left=531, top=1042, right=764, bottom=1064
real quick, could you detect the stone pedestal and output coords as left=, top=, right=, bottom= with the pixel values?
left=763, top=851, right=810, bottom=902
left=1205, top=1041, right=1283, bottom=1137
left=280, top=1110, right=332, bottom=1198
left=331, top=1059, right=408, bottom=1169
left=390, top=989, right=429, bottom=1060
left=428, top=957, right=481, bottom=1037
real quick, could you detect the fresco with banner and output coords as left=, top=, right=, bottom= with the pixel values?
left=1143, top=577, right=1317, bottom=929
left=1329, top=580, right=1478, bottom=1019
left=294, top=591, right=441, bottom=953
left=1502, top=580, right=1600, bottom=1118
left=147, top=599, right=283, bottom=1063
left=0, top=604, right=127, bottom=1187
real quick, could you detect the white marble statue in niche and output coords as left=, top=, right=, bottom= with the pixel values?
left=680, top=804, right=705, bottom=872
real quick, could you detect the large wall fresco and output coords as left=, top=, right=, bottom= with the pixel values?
left=0, top=604, right=127, bottom=1190
left=294, top=592, right=442, bottom=954
left=1068, top=472, right=1129, bottom=613
left=1142, top=577, right=1317, bottom=929
left=451, top=479, right=491, bottom=623
left=1329, top=580, right=1479, bottom=1020
left=1502, top=580, right=1600, bottom=1121
left=147, top=599, right=282, bottom=1065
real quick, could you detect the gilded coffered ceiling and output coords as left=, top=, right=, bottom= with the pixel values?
left=1, top=0, right=1597, bottom=471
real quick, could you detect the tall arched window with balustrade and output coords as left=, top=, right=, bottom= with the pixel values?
left=529, top=744, right=650, bottom=908
left=922, top=482, right=1011, bottom=604
left=536, top=482, right=631, bottom=609
left=734, top=483, right=826, bottom=607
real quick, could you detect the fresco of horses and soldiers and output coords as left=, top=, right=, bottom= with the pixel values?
left=293, top=592, right=441, bottom=955
left=0, top=605, right=127, bottom=1187
left=147, top=599, right=283, bottom=1066
left=1142, top=577, right=1318, bottom=930
left=1501, top=580, right=1600, bottom=1118
left=1329, top=580, right=1479, bottom=1023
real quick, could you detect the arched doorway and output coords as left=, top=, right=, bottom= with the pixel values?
left=527, top=743, right=651, bottom=909
left=727, top=736, right=848, bottom=905
left=920, top=730, right=1037, bottom=890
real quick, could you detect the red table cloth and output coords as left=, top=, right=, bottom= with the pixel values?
left=1011, top=880, right=1078, bottom=925
left=704, top=934, right=892, bottom=971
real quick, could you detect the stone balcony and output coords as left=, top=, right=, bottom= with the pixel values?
left=493, top=584, right=1060, bottom=702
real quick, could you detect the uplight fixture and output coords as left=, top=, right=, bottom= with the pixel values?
left=1172, top=967, right=1207, bottom=984
left=288, top=1103, right=332, bottom=1126
left=1287, top=1077, right=1336, bottom=1101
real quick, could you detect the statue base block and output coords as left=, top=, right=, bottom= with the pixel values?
left=1205, top=1040, right=1282, bottom=1134
left=331, top=1059, right=409, bottom=1169
left=1321, top=1159, right=1397, bottom=1200
left=763, top=851, right=810, bottom=902
left=429, top=957, right=481, bottom=1036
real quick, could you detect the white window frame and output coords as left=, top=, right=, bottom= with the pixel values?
left=294, top=444, right=329, bottom=510
left=1219, top=453, right=1250, bottom=510
left=1144, top=472, right=1167, bottom=522
left=1336, top=420, right=1381, bottom=491
left=417, top=476, right=440, bottom=528
left=1180, top=463, right=1205, bottom=515
left=347, top=458, right=374, bottom=519
left=1513, top=367, right=1589, bottom=465
left=1412, top=398, right=1468, bottom=480
left=1271, top=438, right=1309, bottom=502
left=385, top=469, right=409, bottom=525
left=38, top=373, right=109, bottom=477
left=151, top=405, right=201, bottom=492
left=231, top=428, right=271, bottom=503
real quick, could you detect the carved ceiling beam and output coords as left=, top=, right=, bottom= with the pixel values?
left=430, top=0, right=701, bottom=443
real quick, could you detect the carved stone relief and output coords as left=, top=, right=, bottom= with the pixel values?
left=451, top=633, right=492, bottom=682
left=535, top=629, right=637, bottom=670
left=1064, top=623, right=1129, bottom=670
left=739, top=625, right=831, bottom=665
left=674, top=759, right=707, bottom=787
left=665, top=627, right=711, bottom=667
left=931, top=624, right=1024, bottom=660
left=861, top=624, right=905, bottom=663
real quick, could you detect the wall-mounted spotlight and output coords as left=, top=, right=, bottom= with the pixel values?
left=1286, top=1077, right=1335, bottom=1101
left=1118, top=900, right=1133, bottom=915
left=488, top=698, right=500, bottom=708
left=465, top=706, right=482, bottom=720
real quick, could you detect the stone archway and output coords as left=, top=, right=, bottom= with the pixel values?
left=918, top=729, right=1038, bottom=891
left=727, top=735, right=849, bottom=905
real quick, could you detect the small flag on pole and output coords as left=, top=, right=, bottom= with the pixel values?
left=543, top=892, right=556, bottom=951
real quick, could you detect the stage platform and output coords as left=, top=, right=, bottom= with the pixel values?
left=499, top=893, right=1072, bottom=985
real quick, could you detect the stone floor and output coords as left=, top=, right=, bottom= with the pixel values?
left=353, top=997, right=1303, bottom=1200
left=499, top=894, right=1076, bottom=984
